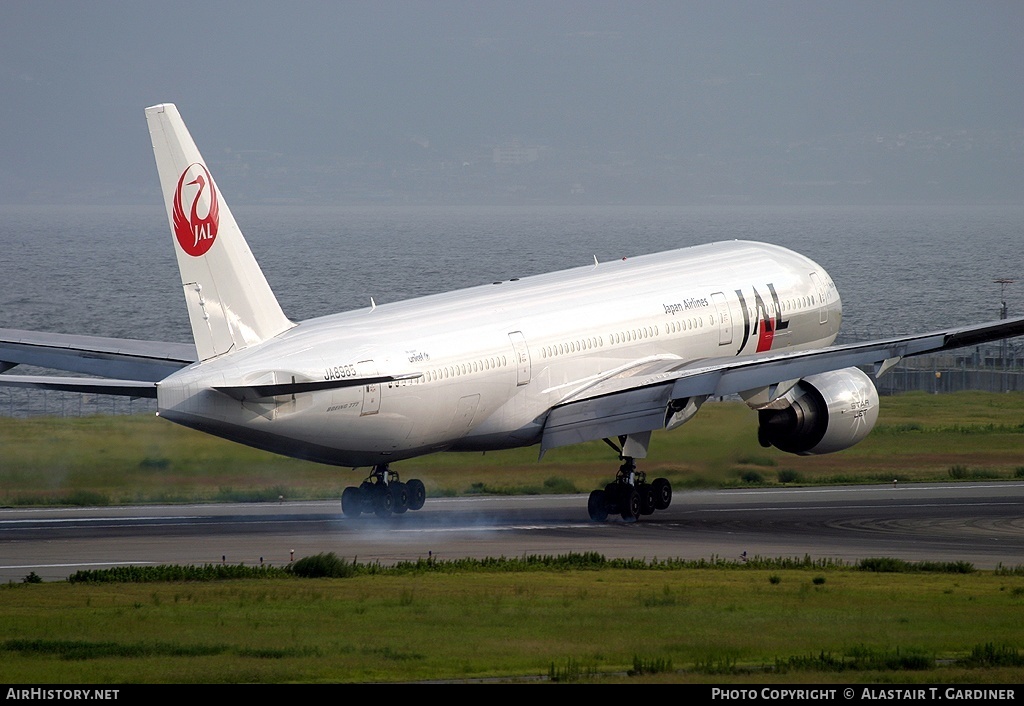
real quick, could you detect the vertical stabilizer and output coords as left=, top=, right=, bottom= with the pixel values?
left=146, top=103, right=293, bottom=361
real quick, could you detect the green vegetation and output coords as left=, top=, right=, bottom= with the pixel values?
left=62, top=553, right=848, bottom=584
left=2, top=555, right=1023, bottom=683
left=857, top=557, right=976, bottom=574
left=56, top=549, right=991, bottom=582
left=2, top=391, right=1024, bottom=506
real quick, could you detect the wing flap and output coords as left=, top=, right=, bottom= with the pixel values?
left=541, top=384, right=672, bottom=451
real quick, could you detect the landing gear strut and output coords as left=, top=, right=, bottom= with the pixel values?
left=341, top=464, right=426, bottom=518
left=587, top=455, right=672, bottom=522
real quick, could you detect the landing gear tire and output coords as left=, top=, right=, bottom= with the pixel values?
left=375, top=486, right=394, bottom=517
left=341, top=486, right=362, bottom=518
left=652, top=477, right=672, bottom=510
left=407, top=479, right=426, bottom=511
left=620, top=489, right=641, bottom=521
left=639, top=485, right=656, bottom=515
left=588, top=489, right=608, bottom=522
left=392, top=482, right=409, bottom=514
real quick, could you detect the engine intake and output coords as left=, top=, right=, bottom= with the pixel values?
left=756, top=367, right=879, bottom=455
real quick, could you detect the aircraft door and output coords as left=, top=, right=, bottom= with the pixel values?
left=809, top=273, right=828, bottom=324
left=711, top=292, right=736, bottom=346
left=508, top=331, right=532, bottom=386
left=358, top=359, right=380, bottom=416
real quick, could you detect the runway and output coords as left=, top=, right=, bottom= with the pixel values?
left=1, top=482, right=1022, bottom=582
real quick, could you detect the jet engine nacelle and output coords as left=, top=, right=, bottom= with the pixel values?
left=756, top=367, right=879, bottom=455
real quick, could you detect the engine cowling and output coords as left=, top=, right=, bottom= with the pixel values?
left=756, top=367, right=879, bottom=455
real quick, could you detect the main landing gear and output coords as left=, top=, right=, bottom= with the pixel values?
left=341, top=464, right=426, bottom=518
left=587, top=457, right=672, bottom=522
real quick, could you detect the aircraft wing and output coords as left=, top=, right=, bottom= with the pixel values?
left=541, top=316, right=1024, bottom=453
left=0, top=327, right=196, bottom=388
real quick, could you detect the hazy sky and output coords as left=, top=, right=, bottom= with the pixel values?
left=2, top=1, right=1022, bottom=204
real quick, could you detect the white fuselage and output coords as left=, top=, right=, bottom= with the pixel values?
left=156, top=240, right=842, bottom=467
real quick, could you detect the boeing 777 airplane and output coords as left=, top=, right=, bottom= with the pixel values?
left=2, top=104, right=1023, bottom=521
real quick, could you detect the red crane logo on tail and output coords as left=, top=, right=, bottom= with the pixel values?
left=172, top=163, right=219, bottom=257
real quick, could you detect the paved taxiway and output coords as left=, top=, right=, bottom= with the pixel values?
left=1, top=482, right=1022, bottom=581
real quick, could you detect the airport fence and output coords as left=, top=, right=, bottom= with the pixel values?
left=839, top=328, right=1024, bottom=395
left=871, top=359, right=1024, bottom=395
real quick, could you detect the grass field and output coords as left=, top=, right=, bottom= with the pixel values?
left=2, top=561, right=1023, bottom=683
left=2, top=391, right=1024, bottom=505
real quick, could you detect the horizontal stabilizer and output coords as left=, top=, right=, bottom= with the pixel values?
left=215, top=373, right=423, bottom=401
left=0, top=375, right=157, bottom=398
left=0, top=327, right=195, bottom=381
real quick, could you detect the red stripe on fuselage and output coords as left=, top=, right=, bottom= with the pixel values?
left=756, top=317, right=775, bottom=352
